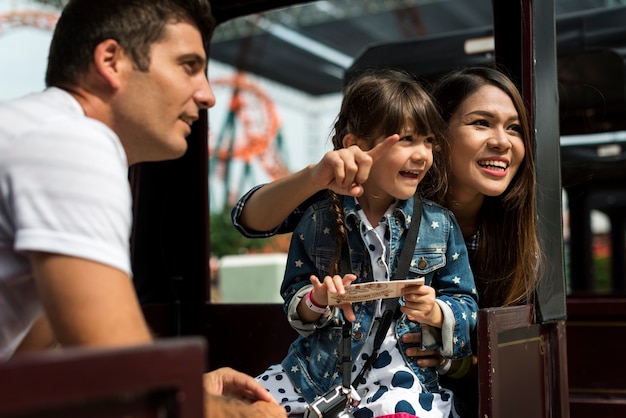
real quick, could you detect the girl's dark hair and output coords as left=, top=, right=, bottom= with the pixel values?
left=429, top=66, right=540, bottom=307
left=327, top=68, right=445, bottom=275
left=46, top=0, right=214, bottom=87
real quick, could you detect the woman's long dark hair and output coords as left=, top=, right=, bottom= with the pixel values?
left=428, top=66, right=540, bottom=307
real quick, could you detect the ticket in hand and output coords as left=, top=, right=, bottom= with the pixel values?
left=328, top=277, right=425, bottom=305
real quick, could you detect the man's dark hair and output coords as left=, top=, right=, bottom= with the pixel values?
left=45, top=0, right=214, bottom=87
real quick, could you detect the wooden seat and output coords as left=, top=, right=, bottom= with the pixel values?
left=567, top=297, right=626, bottom=417
left=204, top=303, right=297, bottom=377
left=0, top=337, right=206, bottom=418
left=477, top=305, right=569, bottom=418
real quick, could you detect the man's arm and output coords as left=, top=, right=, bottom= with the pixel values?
left=205, top=394, right=287, bottom=418
left=14, top=314, right=58, bottom=353
left=30, top=252, right=152, bottom=348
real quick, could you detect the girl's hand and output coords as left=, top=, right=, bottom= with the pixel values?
left=311, top=134, right=398, bottom=196
left=310, top=274, right=358, bottom=322
left=400, top=284, right=443, bottom=327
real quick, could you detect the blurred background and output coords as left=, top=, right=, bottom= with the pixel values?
left=2, top=0, right=623, bottom=301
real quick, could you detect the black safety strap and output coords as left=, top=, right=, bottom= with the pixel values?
left=339, top=196, right=423, bottom=390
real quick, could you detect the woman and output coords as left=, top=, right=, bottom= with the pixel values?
left=231, top=65, right=540, bottom=416
left=425, top=66, right=539, bottom=307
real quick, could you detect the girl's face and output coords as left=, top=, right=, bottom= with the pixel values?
left=447, top=85, right=525, bottom=202
left=364, top=123, right=434, bottom=204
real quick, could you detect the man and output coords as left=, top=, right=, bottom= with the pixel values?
left=0, top=1, right=285, bottom=416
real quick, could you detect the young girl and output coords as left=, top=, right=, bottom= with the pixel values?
left=256, top=69, right=478, bottom=418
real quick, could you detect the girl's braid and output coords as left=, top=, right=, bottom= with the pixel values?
left=328, top=190, right=346, bottom=276
left=328, top=111, right=349, bottom=276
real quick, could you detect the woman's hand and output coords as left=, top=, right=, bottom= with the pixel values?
left=402, top=332, right=444, bottom=368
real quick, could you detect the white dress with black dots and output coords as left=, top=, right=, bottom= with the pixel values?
left=257, top=200, right=460, bottom=418
left=258, top=320, right=459, bottom=417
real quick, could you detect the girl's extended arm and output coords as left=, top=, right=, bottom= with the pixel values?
left=237, top=136, right=398, bottom=232
left=238, top=165, right=325, bottom=233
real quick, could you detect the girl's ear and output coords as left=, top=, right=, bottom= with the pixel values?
left=342, top=133, right=359, bottom=148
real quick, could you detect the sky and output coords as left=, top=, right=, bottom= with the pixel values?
left=0, top=3, right=53, bottom=100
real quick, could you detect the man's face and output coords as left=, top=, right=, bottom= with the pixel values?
left=115, top=20, right=215, bottom=165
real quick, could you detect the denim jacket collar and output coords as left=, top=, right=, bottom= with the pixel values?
left=344, top=196, right=412, bottom=233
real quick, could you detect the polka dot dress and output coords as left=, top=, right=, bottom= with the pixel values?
left=256, top=320, right=459, bottom=417
left=258, top=198, right=459, bottom=417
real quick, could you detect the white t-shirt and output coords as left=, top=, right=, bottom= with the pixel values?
left=0, top=87, right=132, bottom=358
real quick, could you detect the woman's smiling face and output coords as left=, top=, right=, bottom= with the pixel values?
left=446, top=84, right=526, bottom=202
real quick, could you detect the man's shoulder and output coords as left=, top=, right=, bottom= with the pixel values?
left=1, top=88, right=74, bottom=115
left=0, top=89, right=86, bottom=139
left=1, top=89, right=124, bottom=164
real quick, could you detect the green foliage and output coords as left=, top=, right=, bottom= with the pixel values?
left=209, top=208, right=269, bottom=258
left=594, top=256, right=611, bottom=293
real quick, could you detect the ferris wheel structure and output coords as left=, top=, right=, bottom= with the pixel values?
left=0, top=8, right=58, bottom=35
left=208, top=71, right=288, bottom=211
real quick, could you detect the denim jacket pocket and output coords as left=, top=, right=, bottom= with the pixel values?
left=314, top=246, right=369, bottom=280
left=313, top=247, right=338, bottom=277
left=408, top=250, right=445, bottom=277
left=306, top=325, right=345, bottom=391
left=311, top=325, right=343, bottom=363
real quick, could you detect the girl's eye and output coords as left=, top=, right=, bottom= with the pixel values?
left=399, top=135, right=434, bottom=144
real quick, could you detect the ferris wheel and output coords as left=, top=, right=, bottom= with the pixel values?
left=208, top=71, right=288, bottom=211
left=0, top=8, right=58, bottom=35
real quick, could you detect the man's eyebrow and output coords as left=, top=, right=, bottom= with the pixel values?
left=180, top=52, right=207, bottom=67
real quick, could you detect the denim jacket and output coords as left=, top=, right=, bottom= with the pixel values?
left=280, top=195, right=478, bottom=403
